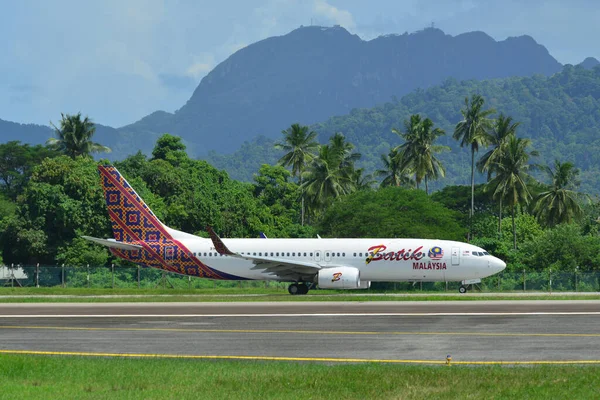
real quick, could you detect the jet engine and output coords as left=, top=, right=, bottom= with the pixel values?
left=317, top=266, right=365, bottom=289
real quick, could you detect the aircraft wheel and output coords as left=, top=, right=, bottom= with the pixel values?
left=297, top=283, right=309, bottom=295
left=288, top=283, right=300, bottom=295
left=459, top=285, right=468, bottom=294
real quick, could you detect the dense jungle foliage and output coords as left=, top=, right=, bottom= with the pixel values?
left=1, top=81, right=599, bottom=276
left=208, top=65, right=600, bottom=196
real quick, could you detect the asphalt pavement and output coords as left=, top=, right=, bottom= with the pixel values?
left=1, top=301, right=599, bottom=364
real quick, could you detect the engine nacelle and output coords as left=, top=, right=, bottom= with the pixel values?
left=358, top=280, right=371, bottom=289
left=317, top=266, right=364, bottom=289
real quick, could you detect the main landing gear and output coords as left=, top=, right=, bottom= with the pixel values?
left=459, top=285, right=468, bottom=294
left=288, top=283, right=309, bottom=295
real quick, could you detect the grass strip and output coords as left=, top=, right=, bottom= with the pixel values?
left=0, top=353, right=598, bottom=399
left=0, top=288, right=600, bottom=302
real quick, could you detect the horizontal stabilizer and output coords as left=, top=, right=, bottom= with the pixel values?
left=82, top=236, right=143, bottom=251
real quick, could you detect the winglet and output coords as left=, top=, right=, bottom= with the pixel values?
left=206, top=226, right=236, bottom=256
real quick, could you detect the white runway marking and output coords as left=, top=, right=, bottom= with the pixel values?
left=1, top=312, right=600, bottom=318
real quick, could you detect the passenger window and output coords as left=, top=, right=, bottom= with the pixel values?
left=337, top=253, right=341, bottom=257
left=287, top=252, right=290, bottom=256
left=270, top=252, right=274, bottom=257
left=304, top=252, right=307, bottom=257
left=342, top=253, right=345, bottom=257
left=353, top=253, right=356, bottom=257
left=326, top=253, right=330, bottom=257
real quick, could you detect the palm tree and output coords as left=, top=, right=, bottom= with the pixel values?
left=453, top=95, right=496, bottom=240
left=476, top=114, right=521, bottom=234
left=352, top=168, right=377, bottom=191
left=301, top=133, right=360, bottom=214
left=328, top=132, right=361, bottom=171
left=393, top=115, right=446, bottom=194
left=376, top=149, right=414, bottom=188
left=486, top=135, right=534, bottom=249
left=274, top=123, right=319, bottom=225
left=533, top=160, right=587, bottom=227
left=392, top=115, right=422, bottom=187
left=47, top=112, right=111, bottom=158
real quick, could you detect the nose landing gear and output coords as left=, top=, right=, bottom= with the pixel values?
left=458, top=278, right=481, bottom=294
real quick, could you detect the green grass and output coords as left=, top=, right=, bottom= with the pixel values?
left=1, top=287, right=600, bottom=302
left=0, top=354, right=597, bottom=399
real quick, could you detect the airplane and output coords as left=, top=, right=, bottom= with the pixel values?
left=83, top=165, right=506, bottom=295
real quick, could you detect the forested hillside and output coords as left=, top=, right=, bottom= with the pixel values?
left=121, top=26, right=561, bottom=156
left=209, top=65, right=600, bottom=194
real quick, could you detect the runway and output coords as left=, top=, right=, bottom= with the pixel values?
left=1, top=301, right=599, bottom=364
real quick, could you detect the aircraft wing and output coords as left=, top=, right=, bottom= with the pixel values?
left=81, top=236, right=143, bottom=251
left=206, top=226, right=321, bottom=280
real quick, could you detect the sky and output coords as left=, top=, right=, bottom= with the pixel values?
left=1, top=0, right=599, bottom=128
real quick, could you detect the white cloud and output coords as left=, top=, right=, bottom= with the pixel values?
left=313, top=0, right=356, bottom=30
left=185, top=54, right=216, bottom=79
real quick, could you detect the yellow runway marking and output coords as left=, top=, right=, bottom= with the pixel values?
left=1, top=349, right=600, bottom=365
left=1, top=325, right=600, bottom=338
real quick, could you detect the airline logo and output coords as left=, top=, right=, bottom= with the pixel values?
left=365, top=244, right=425, bottom=263
left=332, top=272, right=343, bottom=282
left=428, top=246, right=444, bottom=260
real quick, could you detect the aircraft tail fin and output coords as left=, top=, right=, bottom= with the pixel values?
left=98, top=165, right=177, bottom=243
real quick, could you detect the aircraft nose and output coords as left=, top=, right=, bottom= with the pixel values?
left=492, top=257, right=506, bottom=273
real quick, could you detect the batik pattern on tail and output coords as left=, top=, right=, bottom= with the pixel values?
left=98, top=165, right=243, bottom=280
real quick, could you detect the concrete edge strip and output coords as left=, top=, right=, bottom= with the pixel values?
left=1, top=349, right=599, bottom=365
left=1, top=312, right=600, bottom=317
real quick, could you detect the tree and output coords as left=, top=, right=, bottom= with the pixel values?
left=533, top=160, right=587, bottom=227
left=0, top=141, right=58, bottom=200
left=476, top=114, right=521, bottom=234
left=394, top=115, right=446, bottom=194
left=486, top=135, right=535, bottom=250
left=274, top=124, right=319, bottom=225
left=301, top=133, right=360, bottom=215
left=151, top=134, right=189, bottom=166
left=352, top=168, right=377, bottom=191
left=253, top=164, right=301, bottom=230
left=453, top=95, right=496, bottom=240
left=47, top=112, right=111, bottom=158
left=319, top=186, right=465, bottom=241
left=376, top=149, right=414, bottom=188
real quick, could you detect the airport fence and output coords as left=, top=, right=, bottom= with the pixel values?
left=1, top=264, right=600, bottom=292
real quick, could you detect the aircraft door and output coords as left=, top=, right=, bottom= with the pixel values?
left=451, top=247, right=460, bottom=265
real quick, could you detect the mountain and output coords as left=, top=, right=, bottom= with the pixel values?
left=0, top=26, right=577, bottom=161
left=208, top=65, right=600, bottom=194
left=0, top=119, right=52, bottom=144
left=117, top=26, right=562, bottom=158
left=579, top=57, right=600, bottom=70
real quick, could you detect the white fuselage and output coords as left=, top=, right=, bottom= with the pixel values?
left=177, top=237, right=506, bottom=282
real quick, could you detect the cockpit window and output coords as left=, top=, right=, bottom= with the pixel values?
left=483, top=252, right=490, bottom=255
